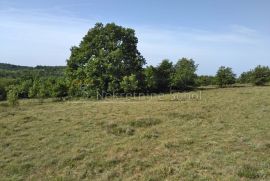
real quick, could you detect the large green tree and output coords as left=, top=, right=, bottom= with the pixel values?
left=239, top=70, right=253, bottom=84
left=156, top=59, right=174, bottom=92
left=171, top=58, right=198, bottom=90
left=66, top=23, right=145, bottom=95
left=252, top=65, right=270, bottom=86
left=216, top=66, right=236, bottom=87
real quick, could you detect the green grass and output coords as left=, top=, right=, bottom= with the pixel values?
left=1, top=86, right=270, bottom=180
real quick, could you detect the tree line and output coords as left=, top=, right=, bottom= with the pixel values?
left=1, top=23, right=270, bottom=105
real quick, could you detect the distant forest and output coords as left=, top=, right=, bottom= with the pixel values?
left=0, top=63, right=65, bottom=79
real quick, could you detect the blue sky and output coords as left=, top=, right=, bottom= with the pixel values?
left=0, top=0, right=270, bottom=75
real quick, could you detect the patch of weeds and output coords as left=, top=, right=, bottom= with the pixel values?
left=11, top=151, right=22, bottom=157
left=0, top=123, right=7, bottom=129
left=105, top=170, right=120, bottom=180
left=106, top=158, right=121, bottom=167
left=8, top=163, right=34, bottom=176
left=182, top=138, right=195, bottom=145
left=265, top=143, right=270, bottom=149
left=72, top=153, right=86, bottom=161
left=86, top=158, right=121, bottom=176
left=164, top=142, right=180, bottom=149
left=129, top=118, right=162, bottom=128
left=143, top=130, right=160, bottom=139
left=237, top=164, right=261, bottom=179
left=45, top=158, right=59, bottom=167
left=145, top=166, right=174, bottom=181
left=106, top=123, right=135, bottom=136
left=1, top=112, right=16, bottom=118
left=158, top=166, right=175, bottom=178
left=87, top=160, right=105, bottom=175
left=167, top=112, right=205, bottom=120
left=0, top=103, right=9, bottom=107
left=165, top=139, right=194, bottom=149
left=2, top=142, right=11, bottom=148
left=22, top=116, right=37, bottom=123
left=128, top=159, right=152, bottom=172
left=62, top=158, right=76, bottom=168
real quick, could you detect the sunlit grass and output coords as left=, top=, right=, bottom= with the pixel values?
left=1, top=86, right=270, bottom=180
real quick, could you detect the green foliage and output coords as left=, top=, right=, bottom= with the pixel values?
left=2, top=23, right=270, bottom=101
left=52, top=79, right=69, bottom=99
left=120, top=74, right=138, bottom=93
left=17, top=80, right=33, bottom=98
left=216, top=66, right=236, bottom=87
left=156, top=59, right=174, bottom=92
left=29, top=80, right=41, bottom=98
left=7, top=86, right=19, bottom=106
left=0, top=78, right=16, bottom=100
left=196, top=75, right=215, bottom=86
left=0, top=63, right=65, bottom=79
left=171, top=58, right=198, bottom=90
left=143, top=66, right=158, bottom=92
left=28, top=78, right=66, bottom=99
left=252, top=65, right=270, bottom=86
left=0, top=63, right=65, bottom=101
left=105, top=123, right=135, bottom=136
left=66, top=23, right=145, bottom=95
left=237, top=165, right=261, bottom=179
left=129, top=118, right=161, bottom=128
left=239, top=70, right=253, bottom=84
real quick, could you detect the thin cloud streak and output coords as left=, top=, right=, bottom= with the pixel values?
left=0, top=8, right=269, bottom=75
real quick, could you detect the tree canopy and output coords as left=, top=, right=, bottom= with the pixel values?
left=216, top=66, right=236, bottom=87
left=66, top=23, right=145, bottom=95
left=171, top=58, right=198, bottom=90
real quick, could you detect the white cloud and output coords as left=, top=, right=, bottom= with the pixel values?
left=0, top=7, right=269, bottom=75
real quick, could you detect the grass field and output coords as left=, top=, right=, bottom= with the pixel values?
left=1, top=86, right=270, bottom=180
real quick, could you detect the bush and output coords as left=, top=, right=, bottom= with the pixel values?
left=7, top=86, right=19, bottom=106
left=120, top=74, right=138, bottom=93
left=171, top=58, right=198, bottom=90
left=0, top=78, right=16, bottom=101
left=196, top=75, right=215, bottom=86
left=143, top=66, right=158, bottom=92
left=216, top=66, right=236, bottom=87
left=252, top=65, right=270, bottom=86
left=52, top=79, right=69, bottom=99
left=156, top=59, right=174, bottom=92
left=238, top=71, right=253, bottom=84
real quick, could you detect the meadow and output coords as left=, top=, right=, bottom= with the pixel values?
left=0, top=86, right=270, bottom=180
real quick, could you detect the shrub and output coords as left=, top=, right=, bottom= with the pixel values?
left=156, top=59, right=174, bottom=92
left=7, top=86, right=19, bottom=106
left=238, top=70, right=253, bottom=84
left=196, top=75, right=215, bottom=86
left=120, top=74, right=138, bottom=93
left=0, top=78, right=16, bottom=101
left=52, top=79, right=68, bottom=99
left=252, top=65, right=270, bottom=86
left=215, top=66, right=236, bottom=87
left=171, top=58, right=198, bottom=90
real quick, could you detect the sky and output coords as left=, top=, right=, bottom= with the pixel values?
left=0, top=0, right=270, bottom=75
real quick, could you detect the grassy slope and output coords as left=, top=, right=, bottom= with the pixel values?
left=0, top=87, right=270, bottom=180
